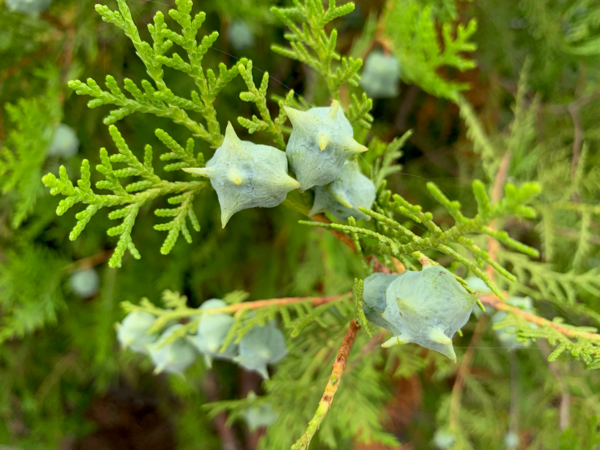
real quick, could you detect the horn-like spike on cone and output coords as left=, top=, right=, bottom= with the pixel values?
left=257, top=364, right=270, bottom=380
left=438, top=343, right=457, bottom=363
left=332, top=191, right=353, bottom=209
left=153, top=365, right=165, bottom=375
left=283, top=106, right=312, bottom=127
left=348, top=139, right=369, bottom=154
left=221, top=208, right=234, bottom=229
left=182, top=167, right=213, bottom=178
left=381, top=335, right=405, bottom=348
left=428, top=327, right=452, bottom=345
left=318, top=132, right=329, bottom=151
left=328, top=99, right=340, bottom=119
left=223, top=122, right=241, bottom=147
left=227, top=168, right=245, bottom=186
left=283, top=174, right=301, bottom=189
left=203, top=353, right=213, bottom=369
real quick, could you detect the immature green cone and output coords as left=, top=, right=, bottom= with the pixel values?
left=360, top=50, right=401, bottom=99
left=148, top=325, right=198, bottom=375
left=116, top=311, right=158, bottom=355
left=187, top=299, right=237, bottom=368
left=6, top=0, right=52, bottom=16
left=492, top=296, right=536, bottom=350
left=309, top=159, right=376, bottom=220
left=243, top=392, right=279, bottom=431
left=233, top=321, right=287, bottom=379
left=47, top=123, right=79, bottom=158
left=362, top=272, right=403, bottom=334
left=184, top=123, right=299, bottom=227
left=363, top=266, right=477, bottom=362
left=285, top=100, right=368, bottom=191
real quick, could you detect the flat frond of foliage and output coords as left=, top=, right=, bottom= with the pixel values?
left=42, top=125, right=207, bottom=267
left=383, top=0, right=477, bottom=101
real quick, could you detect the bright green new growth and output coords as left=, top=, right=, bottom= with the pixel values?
left=271, top=0, right=362, bottom=100
left=75, top=0, right=238, bottom=147
left=42, top=125, right=206, bottom=268
left=382, top=0, right=477, bottom=101
left=17, top=0, right=600, bottom=448
left=1, top=82, right=61, bottom=228
left=236, top=59, right=294, bottom=150
left=271, top=0, right=374, bottom=132
left=42, top=0, right=254, bottom=266
left=302, top=179, right=541, bottom=300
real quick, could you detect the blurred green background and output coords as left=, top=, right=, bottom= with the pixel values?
left=2, top=0, right=600, bottom=449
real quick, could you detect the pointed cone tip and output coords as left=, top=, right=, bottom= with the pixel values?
left=332, top=192, right=353, bottom=209
left=257, top=365, right=270, bottom=380
left=381, top=336, right=404, bottom=348
left=221, top=210, right=233, bottom=228
left=349, top=140, right=369, bottom=154
left=429, top=328, right=452, bottom=346
left=285, top=175, right=301, bottom=190
left=283, top=106, right=310, bottom=127
left=436, top=341, right=457, bottom=363
left=223, top=122, right=241, bottom=147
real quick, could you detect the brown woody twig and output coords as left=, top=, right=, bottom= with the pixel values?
left=291, top=320, right=361, bottom=450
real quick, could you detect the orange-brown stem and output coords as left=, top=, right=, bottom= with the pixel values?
left=480, top=294, right=600, bottom=342
left=291, top=320, right=361, bottom=450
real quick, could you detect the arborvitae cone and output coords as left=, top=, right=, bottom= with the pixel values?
left=310, top=159, right=376, bottom=220
left=184, top=123, right=299, bottom=227
left=363, top=266, right=476, bottom=362
left=285, top=100, right=368, bottom=191
left=187, top=299, right=237, bottom=367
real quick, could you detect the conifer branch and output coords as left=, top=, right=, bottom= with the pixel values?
left=42, top=124, right=207, bottom=267
left=237, top=59, right=293, bottom=149
left=271, top=0, right=362, bottom=100
left=348, top=93, right=374, bottom=130
left=452, top=156, right=507, bottom=429
left=449, top=316, right=488, bottom=429
left=382, top=1, right=477, bottom=101
left=480, top=294, right=600, bottom=343
left=486, top=150, right=512, bottom=278
left=481, top=294, right=600, bottom=369
left=69, top=0, right=240, bottom=148
left=291, top=320, right=361, bottom=450
left=300, top=180, right=541, bottom=299
left=123, top=292, right=351, bottom=322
